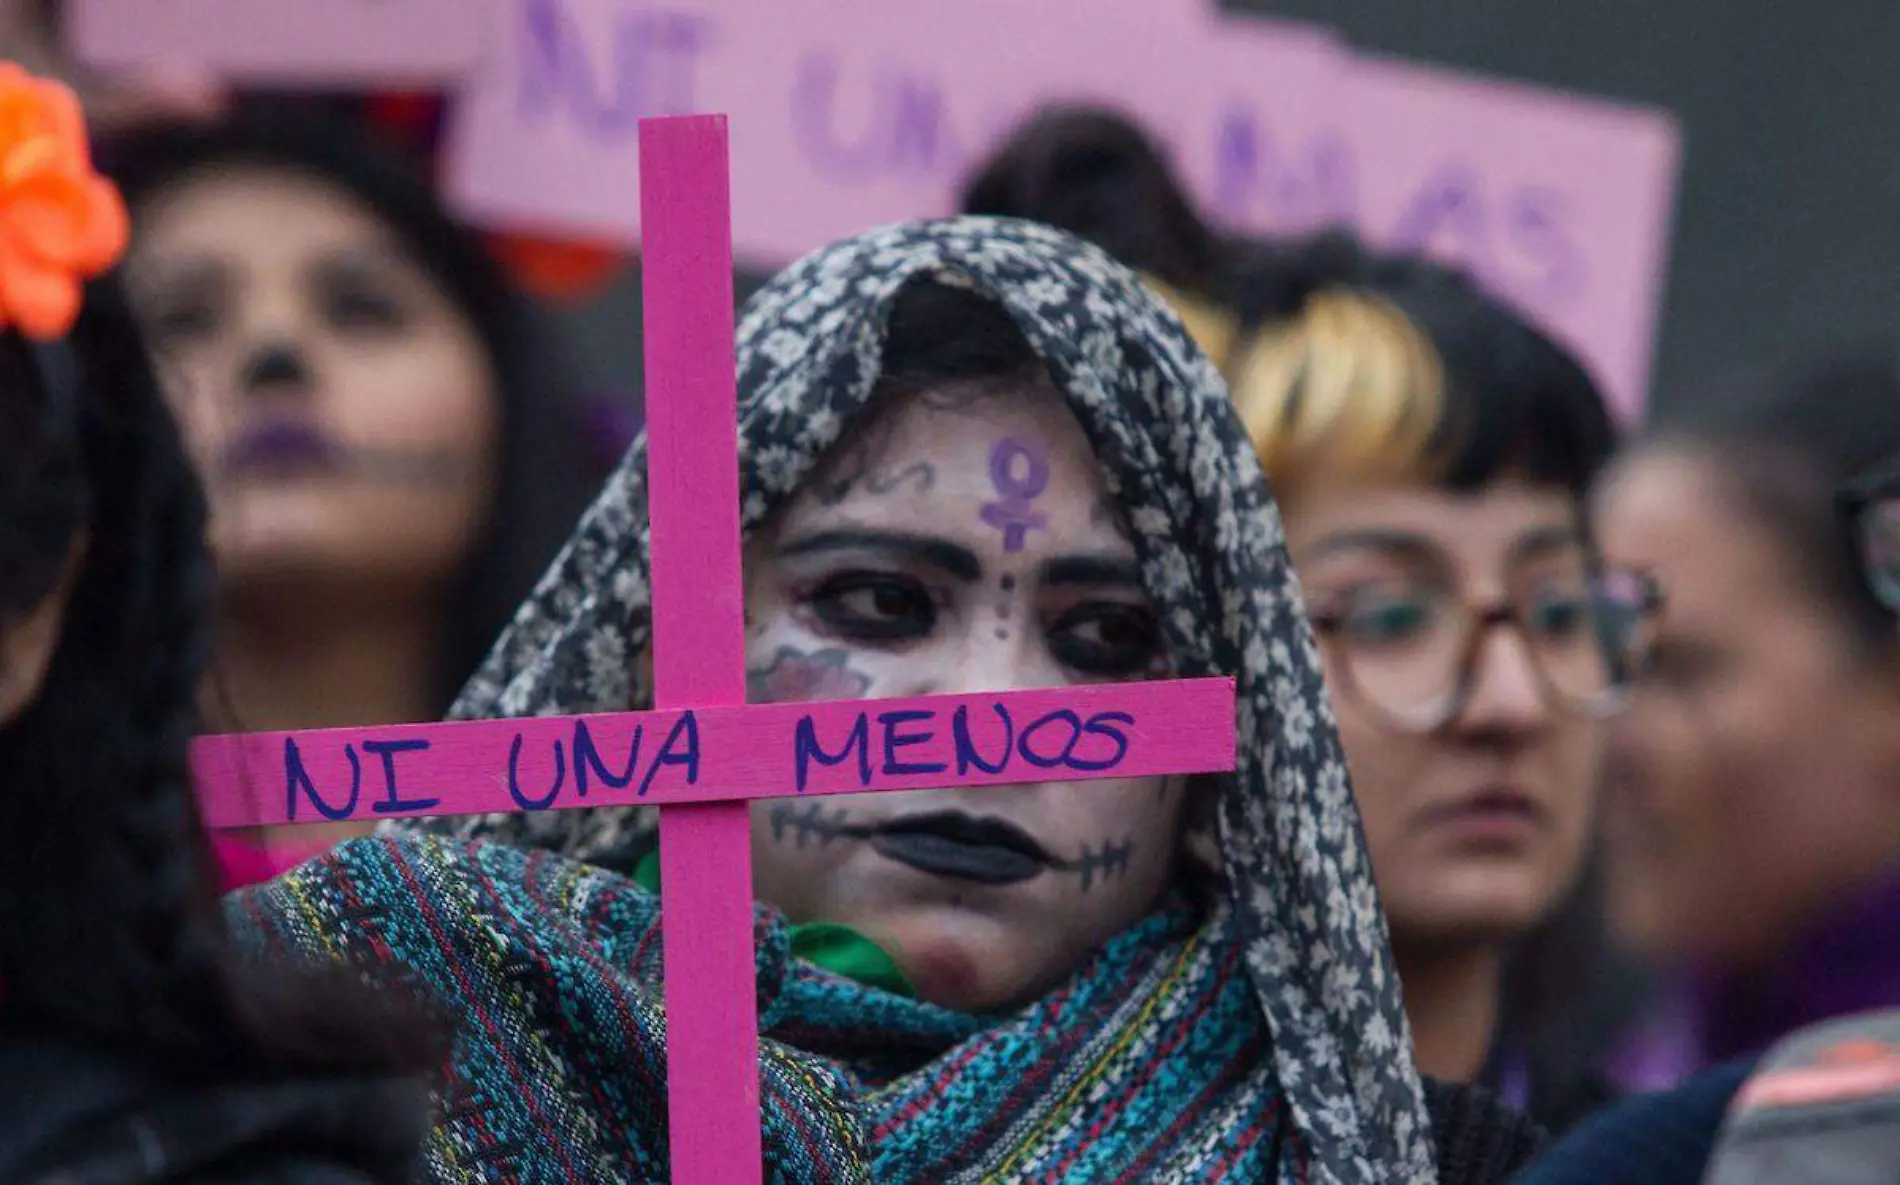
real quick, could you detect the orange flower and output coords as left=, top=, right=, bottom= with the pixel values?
left=0, top=63, right=129, bottom=341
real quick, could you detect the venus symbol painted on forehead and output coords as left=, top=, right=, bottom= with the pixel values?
left=980, top=437, right=1049, bottom=554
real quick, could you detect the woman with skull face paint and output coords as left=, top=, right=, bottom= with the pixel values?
left=98, top=108, right=594, bottom=867
left=226, top=218, right=1543, bottom=1183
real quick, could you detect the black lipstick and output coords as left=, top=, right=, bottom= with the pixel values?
left=867, top=811, right=1053, bottom=885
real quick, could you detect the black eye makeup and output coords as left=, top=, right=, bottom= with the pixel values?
left=798, top=570, right=939, bottom=643
left=778, top=530, right=974, bottom=649
left=1036, top=552, right=1160, bottom=675
left=774, top=527, right=1164, bottom=675
left=1045, top=600, right=1164, bottom=678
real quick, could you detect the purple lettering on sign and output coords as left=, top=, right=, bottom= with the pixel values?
left=888, top=69, right=960, bottom=177
left=1388, top=160, right=1493, bottom=278
left=979, top=437, right=1049, bottom=553
left=504, top=712, right=702, bottom=812
left=518, top=0, right=712, bottom=141
left=1502, top=186, right=1587, bottom=311
left=788, top=50, right=962, bottom=185
left=791, top=700, right=1139, bottom=794
left=196, top=680, right=1239, bottom=827
left=1388, top=162, right=1587, bottom=314
left=1210, top=105, right=1357, bottom=231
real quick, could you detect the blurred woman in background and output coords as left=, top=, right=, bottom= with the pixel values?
left=0, top=67, right=433, bottom=1180
left=101, top=108, right=595, bottom=858
left=1594, top=353, right=1900, bottom=1084
left=1512, top=372, right=1900, bottom=1185
left=967, top=107, right=1658, bottom=1132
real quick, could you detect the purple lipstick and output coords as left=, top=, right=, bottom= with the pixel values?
left=221, top=419, right=344, bottom=478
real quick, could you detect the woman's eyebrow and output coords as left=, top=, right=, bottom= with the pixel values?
left=1041, top=555, right=1144, bottom=589
left=1507, top=524, right=1588, bottom=566
left=133, top=255, right=226, bottom=301
left=776, top=529, right=982, bottom=582
left=1296, top=529, right=1443, bottom=568
left=315, top=246, right=410, bottom=287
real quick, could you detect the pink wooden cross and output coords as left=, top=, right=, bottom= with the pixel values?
left=189, top=115, right=1237, bottom=1185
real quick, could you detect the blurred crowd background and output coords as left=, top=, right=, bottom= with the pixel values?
left=10, top=0, right=1900, bottom=1179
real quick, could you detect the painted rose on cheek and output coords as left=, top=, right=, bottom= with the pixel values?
left=748, top=645, right=873, bottom=703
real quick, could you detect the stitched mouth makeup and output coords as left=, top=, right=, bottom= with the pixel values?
left=768, top=804, right=1136, bottom=890
left=868, top=811, right=1055, bottom=885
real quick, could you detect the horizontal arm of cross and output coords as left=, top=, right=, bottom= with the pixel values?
left=190, top=677, right=1237, bottom=832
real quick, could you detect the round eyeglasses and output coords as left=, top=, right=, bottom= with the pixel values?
left=1838, top=460, right=1900, bottom=613
left=1308, top=566, right=1665, bottom=733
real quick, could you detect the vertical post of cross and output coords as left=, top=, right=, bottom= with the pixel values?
left=639, top=115, right=761, bottom=1184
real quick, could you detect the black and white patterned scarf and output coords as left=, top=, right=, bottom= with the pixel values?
left=425, top=216, right=1434, bottom=1184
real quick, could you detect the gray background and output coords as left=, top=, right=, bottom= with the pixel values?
left=1235, top=0, right=1900, bottom=412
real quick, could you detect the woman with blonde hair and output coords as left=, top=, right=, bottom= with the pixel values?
left=968, top=107, right=1659, bottom=1134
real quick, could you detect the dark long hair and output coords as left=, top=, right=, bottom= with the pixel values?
left=99, top=105, right=595, bottom=712
left=0, top=281, right=438, bottom=1080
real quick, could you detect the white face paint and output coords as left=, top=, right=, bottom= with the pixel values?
left=742, top=384, right=1188, bottom=1012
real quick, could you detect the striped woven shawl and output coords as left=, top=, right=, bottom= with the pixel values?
left=231, top=833, right=1301, bottom=1182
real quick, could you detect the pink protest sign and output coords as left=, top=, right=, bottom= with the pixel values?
left=66, top=0, right=496, bottom=83
left=446, top=0, right=1234, bottom=241
left=445, top=0, right=1332, bottom=243
left=193, top=115, right=1240, bottom=1185
left=1330, top=56, right=1680, bottom=425
left=1179, top=11, right=1352, bottom=237
left=444, top=0, right=1677, bottom=416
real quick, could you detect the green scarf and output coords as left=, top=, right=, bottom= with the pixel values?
left=632, top=848, right=914, bottom=997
